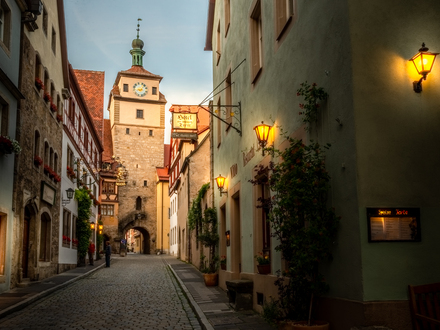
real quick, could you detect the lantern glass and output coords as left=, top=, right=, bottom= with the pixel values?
left=99, top=225, right=103, bottom=230
left=215, top=175, right=226, bottom=189
left=66, top=188, right=75, bottom=200
left=90, top=222, right=95, bottom=230
left=253, top=122, right=272, bottom=146
left=410, top=46, right=438, bottom=77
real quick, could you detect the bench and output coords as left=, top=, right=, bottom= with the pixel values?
left=408, top=283, right=440, bottom=330
left=226, top=280, right=253, bottom=311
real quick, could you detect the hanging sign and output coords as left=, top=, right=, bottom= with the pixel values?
left=172, top=113, right=197, bottom=130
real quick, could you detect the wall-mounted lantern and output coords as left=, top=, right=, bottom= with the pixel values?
left=62, top=188, right=75, bottom=206
left=253, top=121, right=272, bottom=155
left=225, top=230, right=230, bottom=246
left=98, top=224, right=103, bottom=235
left=215, top=175, right=227, bottom=196
left=409, top=43, right=438, bottom=93
left=90, top=221, right=95, bottom=230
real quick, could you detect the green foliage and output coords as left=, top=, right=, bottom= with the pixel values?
left=262, top=297, right=282, bottom=326
left=253, top=137, right=339, bottom=322
left=188, top=183, right=210, bottom=231
left=198, top=207, right=219, bottom=273
left=297, top=82, right=328, bottom=132
left=75, top=188, right=92, bottom=259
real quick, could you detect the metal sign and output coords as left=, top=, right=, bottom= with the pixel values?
left=172, top=113, right=197, bottom=130
left=171, top=132, right=198, bottom=140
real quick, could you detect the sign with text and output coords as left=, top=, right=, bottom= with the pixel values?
left=172, top=113, right=197, bottom=130
left=367, top=208, right=420, bottom=242
left=171, top=132, right=198, bottom=140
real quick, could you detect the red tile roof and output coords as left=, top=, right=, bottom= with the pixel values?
left=156, top=167, right=169, bottom=181
left=164, top=144, right=170, bottom=167
left=103, top=119, right=113, bottom=162
left=73, top=69, right=105, bottom=144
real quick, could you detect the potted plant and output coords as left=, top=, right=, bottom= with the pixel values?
left=0, top=136, right=21, bottom=155
left=220, top=255, right=226, bottom=270
left=255, top=252, right=271, bottom=274
left=253, top=136, right=339, bottom=329
left=198, top=207, right=219, bottom=286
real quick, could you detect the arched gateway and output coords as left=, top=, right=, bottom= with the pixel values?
left=121, top=219, right=153, bottom=254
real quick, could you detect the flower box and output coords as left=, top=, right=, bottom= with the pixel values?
left=56, top=114, right=63, bottom=122
left=43, top=92, right=52, bottom=103
left=0, top=136, right=21, bottom=155
left=35, top=77, right=44, bottom=90
left=34, top=155, right=43, bottom=166
left=50, top=102, right=57, bottom=113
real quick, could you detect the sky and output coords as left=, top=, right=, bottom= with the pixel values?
left=64, top=0, right=213, bottom=143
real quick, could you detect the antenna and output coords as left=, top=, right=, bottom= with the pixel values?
left=137, top=18, right=142, bottom=39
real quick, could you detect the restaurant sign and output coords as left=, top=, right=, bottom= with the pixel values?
left=172, top=113, right=197, bottom=130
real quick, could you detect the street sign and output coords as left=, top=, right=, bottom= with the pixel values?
left=171, top=132, right=198, bottom=140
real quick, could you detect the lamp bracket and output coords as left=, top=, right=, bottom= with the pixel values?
left=199, top=102, right=242, bottom=136
left=62, top=199, right=71, bottom=206
left=413, top=76, right=424, bottom=93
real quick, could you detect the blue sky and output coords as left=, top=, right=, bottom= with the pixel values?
left=64, top=0, right=213, bottom=142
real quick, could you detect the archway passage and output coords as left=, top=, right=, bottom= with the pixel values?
left=124, top=226, right=151, bottom=254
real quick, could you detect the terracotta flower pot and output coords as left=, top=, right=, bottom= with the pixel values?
left=220, top=263, right=226, bottom=270
left=203, top=273, right=218, bottom=286
left=257, top=264, right=271, bottom=274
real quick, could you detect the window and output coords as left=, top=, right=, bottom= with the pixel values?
left=250, top=0, right=263, bottom=83
left=123, top=84, right=128, bottom=92
left=42, top=5, right=48, bottom=35
left=0, top=99, right=8, bottom=136
left=102, top=204, right=114, bottom=216
left=216, top=21, right=221, bottom=65
left=143, top=180, right=147, bottom=187
left=0, top=0, right=11, bottom=50
left=67, top=146, right=74, bottom=176
left=84, top=130, right=89, bottom=152
left=39, top=213, right=51, bottom=261
left=54, top=153, right=58, bottom=174
left=126, top=128, right=130, bottom=134
left=103, top=182, right=115, bottom=194
left=34, top=130, right=40, bottom=159
left=224, top=0, right=230, bottom=37
left=136, top=196, right=142, bottom=210
left=62, top=209, right=71, bottom=247
left=72, top=215, right=77, bottom=249
left=0, top=213, right=6, bottom=275
left=275, top=0, right=294, bottom=40
left=152, top=87, right=157, bottom=95
left=51, top=27, right=56, bottom=54
left=149, top=130, right=153, bottom=136
left=44, top=141, right=49, bottom=166
left=136, top=109, right=144, bottom=119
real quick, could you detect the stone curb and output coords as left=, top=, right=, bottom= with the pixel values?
left=166, top=262, right=214, bottom=330
left=0, top=262, right=106, bottom=320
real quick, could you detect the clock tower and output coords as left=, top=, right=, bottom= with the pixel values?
left=108, top=22, right=166, bottom=253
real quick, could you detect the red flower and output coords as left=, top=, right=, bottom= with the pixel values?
left=34, top=155, right=43, bottom=166
left=43, top=92, right=52, bottom=103
left=35, top=78, right=44, bottom=90
left=50, top=103, right=58, bottom=112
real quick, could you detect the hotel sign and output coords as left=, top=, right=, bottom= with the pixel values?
left=172, top=113, right=197, bottom=130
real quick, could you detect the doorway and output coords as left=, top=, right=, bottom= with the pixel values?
left=22, top=207, right=31, bottom=278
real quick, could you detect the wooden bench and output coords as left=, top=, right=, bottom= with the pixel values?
left=408, top=283, right=440, bottom=330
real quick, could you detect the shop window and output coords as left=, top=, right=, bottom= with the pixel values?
left=39, top=213, right=51, bottom=261
left=250, top=0, right=263, bottom=83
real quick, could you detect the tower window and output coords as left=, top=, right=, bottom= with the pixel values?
left=136, top=109, right=144, bottom=119
left=152, top=87, right=157, bottom=95
left=136, top=196, right=142, bottom=210
left=126, top=128, right=130, bottom=134
left=149, top=130, right=153, bottom=136
left=144, top=180, right=147, bottom=187
left=123, top=84, right=128, bottom=92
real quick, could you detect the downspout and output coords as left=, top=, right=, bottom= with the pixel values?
left=187, top=160, right=191, bottom=263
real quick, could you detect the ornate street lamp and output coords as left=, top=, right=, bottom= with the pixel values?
left=215, top=175, right=227, bottom=196
left=253, top=121, right=272, bottom=155
left=409, top=43, right=438, bottom=93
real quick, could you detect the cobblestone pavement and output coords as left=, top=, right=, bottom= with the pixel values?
left=0, top=254, right=201, bottom=330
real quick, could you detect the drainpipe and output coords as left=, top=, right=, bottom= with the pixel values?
left=187, top=160, right=191, bottom=263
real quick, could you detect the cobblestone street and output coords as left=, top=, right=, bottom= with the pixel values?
left=0, top=255, right=200, bottom=330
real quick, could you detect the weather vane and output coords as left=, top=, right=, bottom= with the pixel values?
left=137, top=18, right=142, bottom=39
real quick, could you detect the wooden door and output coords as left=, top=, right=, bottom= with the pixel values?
left=22, top=211, right=30, bottom=278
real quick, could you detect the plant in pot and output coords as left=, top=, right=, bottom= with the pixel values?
left=198, top=207, right=219, bottom=286
left=220, top=255, right=226, bottom=270
left=255, top=137, right=339, bottom=329
left=255, top=251, right=271, bottom=274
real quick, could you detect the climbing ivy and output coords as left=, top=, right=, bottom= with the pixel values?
left=188, top=183, right=210, bottom=231
left=75, top=188, right=92, bottom=262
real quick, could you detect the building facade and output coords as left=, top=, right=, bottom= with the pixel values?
left=206, top=0, right=440, bottom=329
left=12, top=0, right=69, bottom=287
left=107, top=29, right=166, bottom=253
left=0, top=0, right=26, bottom=294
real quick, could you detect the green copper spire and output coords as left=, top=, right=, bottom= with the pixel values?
left=130, top=18, right=146, bottom=67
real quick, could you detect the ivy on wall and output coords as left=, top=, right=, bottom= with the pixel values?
left=75, top=188, right=92, bottom=262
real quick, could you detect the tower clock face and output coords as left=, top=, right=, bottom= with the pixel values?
left=133, top=82, right=147, bottom=97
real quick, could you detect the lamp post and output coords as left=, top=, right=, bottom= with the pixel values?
left=409, top=43, right=438, bottom=93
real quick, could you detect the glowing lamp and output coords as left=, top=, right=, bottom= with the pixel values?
left=90, top=221, right=95, bottom=230
left=215, top=175, right=227, bottom=196
left=409, top=43, right=438, bottom=93
left=253, top=121, right=272, bottom=154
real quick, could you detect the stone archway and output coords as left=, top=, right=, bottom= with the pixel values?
left=122, top=224, right=152, bottom=254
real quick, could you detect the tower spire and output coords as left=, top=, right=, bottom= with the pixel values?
left=130, top=18, right=146, bottom=67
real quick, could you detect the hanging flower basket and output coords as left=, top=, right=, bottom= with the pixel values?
left=0, top=136, right=21, bottom=155
left=34, top=155, right=43, bottom=166
left=35, top=77, right=44, bottom=91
